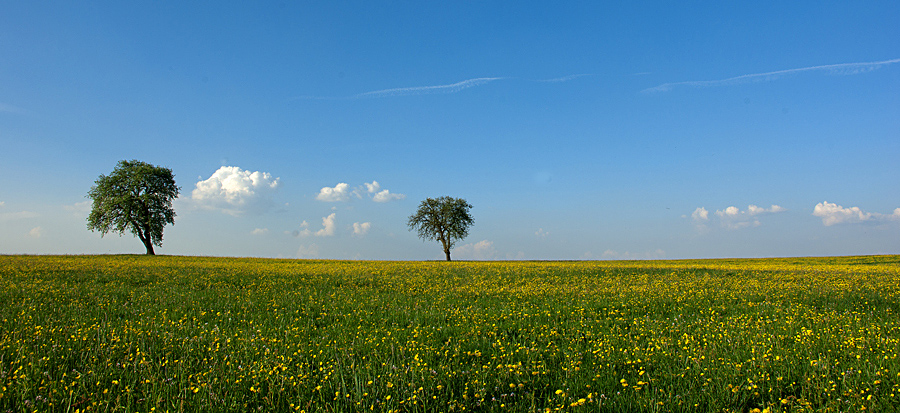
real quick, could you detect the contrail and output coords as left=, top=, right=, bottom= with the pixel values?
left=642, top=58, right=900, bottom=93
left=354, top=77, right=505, bottom=98
left=534, top=74, right=593, bottom=83
left=293, top=74, right=591, bottom=100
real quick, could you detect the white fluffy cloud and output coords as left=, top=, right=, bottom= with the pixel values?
left=28, top=226, right=43, bottom=238
left=749, top=204, right=786, bottom=215
left=372, top=189, right=406, bottom=203
left=365, top=181, right=406, bottom=202
left=689, top=204, right=784, bottom=230
left=316, top=180, right=405, bottom=203
left=353, top=222, right=371, bottom=237
left=535, top=228, right=550, bottom=237
left=691, top=207, right=709, bottom=221
left=812, top=201, right=900, bottom=226
left=191, top=166, right=280, bottom=216
left=316, top=183, right=352, bottom=202
left=317, top=213, right=336, bottom=236
left=296, top=213, right=337, bottom=237
left=715, top=205, right=780, bottom=229
left=251, top=228, right=269, bottom=235
left=452, top=240, right=498, bottom=260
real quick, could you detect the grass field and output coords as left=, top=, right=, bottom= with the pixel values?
left=1, top=255, right=898, bottom=412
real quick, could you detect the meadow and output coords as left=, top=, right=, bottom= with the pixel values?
left=0, top=255, right=898, bottom=412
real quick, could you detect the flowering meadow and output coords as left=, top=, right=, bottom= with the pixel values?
left=1, top=255, right=898, bottom=412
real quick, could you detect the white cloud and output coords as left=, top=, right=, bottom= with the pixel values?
left=361, top=181, right=405, bottom=202
left=748, top=204, right=785, bottom=215
left=251, top=228, right=269, bottom=235
left=711, top=204, right=785, bottom=230
left=296, top=213, right=337, bottom=237
left=0, top=201, right=4, bottom=207
left=372, top=189, right=406, bottom=203
left=600, top=249, right=666, bottom=260
left=317, top=181, right=405, bottom=203
left=691, top=207, right=709, bottom=221
left=316, top=183, right=352, bottom=202
left=363, top=181, right=381, bottom=193
left=297, top=244, right=319, bottom=258
left=28, top=226, right=42, bottom=238
left=352, top=222, right=371, bottom=237
left=191, top=166, right=280, bottom=216
left=716, top=206, right=741, bottom=217
left=690, top=204, right=784, bottom=230
left=452, top=240, right=498, bottom=260
left=812, top=201, right=899, bottom=226
left=715, top=206, right=760, bottom=230
left=316, top=213, right=336, bottom=236
left=535, top=228, right=550, bottom=237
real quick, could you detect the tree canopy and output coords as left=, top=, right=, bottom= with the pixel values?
left=408, top=196, right=474, bottom=261
left=87, top=160, right=180, bottom=255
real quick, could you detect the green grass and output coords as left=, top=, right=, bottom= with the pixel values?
left=1, top=255, right=898, bottom=412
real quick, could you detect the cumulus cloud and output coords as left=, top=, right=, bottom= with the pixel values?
left=812, top=201, right=900, bottom=226
left=452, top=240, right=498, bottom=260
left=372, top=190, right=405, bottom=203
left=296, top=213, right=337, bottom=237
left=251, top=228, right=269, bottom=235
left=748, top=204, right=785, bottom=215
left=0, top=201, right=4, bottom=207
left=691, top=207, right=709, bottom=221
left=361, top=181, right=406, bottom=202
left=191, top=166, right=280, bottom=216
left=316, top=181, right=405, bottom=203
left=316, top=213, right=336, bottom=236
left=535, top=228, right=550, bottom=237
left=689, top=204, right=784, bottom=230
left=715, top=205, right=784, bottom=229
left=28, top=227, right=43, bottom=238
left=316, top=183, right=352, bottom=202
left=352, top=222, right=371, bottom=237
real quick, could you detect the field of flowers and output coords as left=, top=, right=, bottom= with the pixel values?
left=1, top=255, right=899, bottom=412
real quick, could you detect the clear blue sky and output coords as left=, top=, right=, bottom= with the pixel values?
left=2, top=2, right=898, bottom=259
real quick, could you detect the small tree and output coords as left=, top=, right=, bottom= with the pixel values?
left=87, top=160, right=180, bottom=255
left=408, top=196, right=474, bottom=261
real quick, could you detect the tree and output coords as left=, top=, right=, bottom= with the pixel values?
left=408, top=196, right=474, bottom=261
left=87, top=160, right=180, bottom=255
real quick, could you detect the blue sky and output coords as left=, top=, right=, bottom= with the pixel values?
left=1, top=2, right=898, bottom=259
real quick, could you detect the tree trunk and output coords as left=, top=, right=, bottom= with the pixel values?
left=143, top=237, right=155, bottom=255
left=444, top=249, right=451, bottom=261
left=135, top=224, right=155, bottom=255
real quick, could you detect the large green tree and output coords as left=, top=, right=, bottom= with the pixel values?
left=408, top=196, right=474, bottom=261
left=87, top=160, right=180, bottom=255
